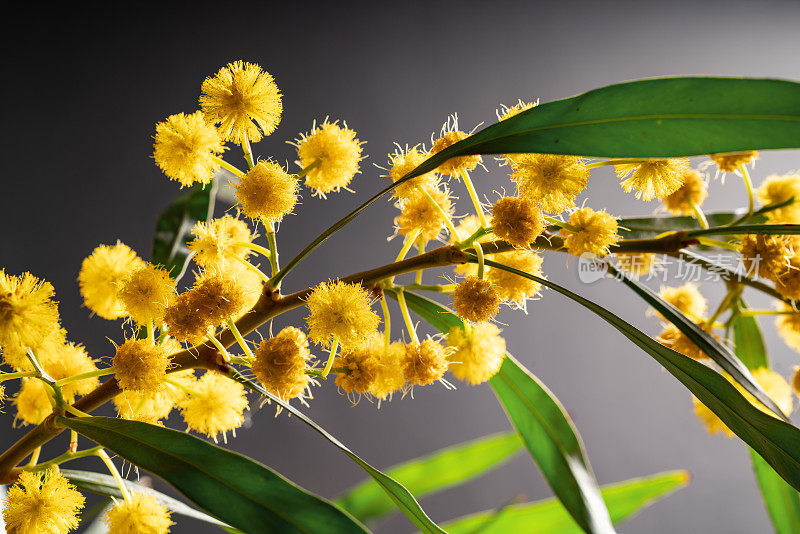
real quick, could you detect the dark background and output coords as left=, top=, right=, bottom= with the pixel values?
left=2, top=1, right=800, bottom=532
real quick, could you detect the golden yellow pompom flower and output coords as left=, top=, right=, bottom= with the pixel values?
left=756, top=173, right=800, bottom=223
left=153, top=111, right=225, bottom=188
left=369, top=340, right=407, bottom=401
left=560, top=207, right=619, bottom=257
left=199, top=60, right=282, bottom=144
left=114, top=370, right=196, bottom=422
left=0, top=270, right=61, bottom=351
left=709, top=151, right=758, bottom=173
left=431, top=131, right=481, bottom=177
left=394, top=185, right=455, bottom=244
left=178, top=371, right=248, bottom=442
left=334, top=341, right=382, bottom=396
left=1, top=327, right=66, bottom=372
left=3, top=468, right=85, bottom=534
left=189, top=215, right=254, bottom=270
left=190, top=271, right=250, bottom=329
left=657, top=284, right=707, bottom=320
left=661, top=168, right=708, bottom=215
left=113, top=339, right=171, bottom=395
left=163, top=293, right=209, bottom=346
left=615, top=252, right=656, bottom=276
left=295, top=119, right=363, bottom=196
left=306, top=280, right=380, bottom=349
left=236, top=160, right=299, bottom=224
left=385, top=145, right=439, bottom=199
left=491, top=196, right=544, bottom=248
left=616, top=159, right=689, bottom=201
left=497, top=99, right=537, bottom=121
left=656, top=324, right=715, bottom=361
left=117, top=264, right=175, bottom=326
left=740, top=234, right=798, bottom=280
left=447, top=323, right=506, bottom=385
left=773, top=255, right=800, bottom=301
left=252, top=327, right=312, bottom=402
left=44, top=342, right=99, bottom=402
left=403, top=338, right=450, bottom=387
left=452, top=276, right=501, bottom=323
left=509, top=154, right=590, bottom=213
left=486, top=250, right=544, bottom=307
left=78, top=242, right=145, bottom=320
left=775, top=303, right=800, bottom=353
left=693, top=368, right=794, bottom=438
left=13, top=378, right=52, bottom=425
left=104, top=492, right=173, bottom=534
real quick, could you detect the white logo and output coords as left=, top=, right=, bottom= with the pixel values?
left=577, top=253, right=608, bottom=283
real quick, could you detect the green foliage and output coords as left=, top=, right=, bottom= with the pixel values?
left=60, top=417, right=367, bottom=534
left=335, top=432, right=522, bottom=523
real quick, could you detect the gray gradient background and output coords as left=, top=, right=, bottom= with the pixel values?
left=2, top=1, right=800, bottom=532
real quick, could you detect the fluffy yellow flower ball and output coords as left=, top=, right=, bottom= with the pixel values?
left=153, top=111, right=225, bottom=188
left=739, top=233, right=798, bottom=280
left=368, top=340, right=407, bottom=401
left=117, top=264, right=175, bottom=326
left=775, top=303, right=800, bottom=353
left=0, top=270, right=61, bottom=351
left=452, top=276, right=501, bottom=323
left=305, top=280, right=380, bottom=350
left=430, top=130, right=481, bottom=177
left=44, top=342, right=99, bottom=403
left=188, top=215, right=254, bottom=270
left=113, top=339, right=172, bottom=395
left=236, top=160, right=299, bottom=224
left=14, top=378, right=52, bottom=425
left=394, top=185, right=455, bottom=244
left=252, top=327, right=312, bottom=402
left=104, top=492, right=174, bottom=534
left=486, top=250, right=544, bottom=306
left=615, top=159, right=689, bottom=201
left=114, top=369, right=196, bottom=422
left=386, top=145, right=440, bottom=199
left=190, top=272, right=251, bottom=329
left=709, top=151, right=758, bottom=173
left=560, top=207, right=619, bottom=257
left=756, top=172, right=800, bottom=223
left=693, top=368, right=794, bottom=438
left=656, top=323, right=715, bottom=361
left=491, top=196, right=544, bottom=248
left=334, top=342, right=382, bottom=396
left=658, top=284, right=707, bottom=320
left=403, top=338, right=450, bottom=387
left=509, top=153, right=589, bottom=213
left=497, top=99, right=537, bottom=121
left=78, top=242, right=145, bottom=320
left=3, top=468, right=85, bottom=534
left=178, top=371, right=248, bottom=442
left=200, top=60, right=282, bottom=144
left=661, top=168, right=708, bottom=215
left=447, top=323, right=506, bottom=385
left=295, top=119, right=363, bottom=196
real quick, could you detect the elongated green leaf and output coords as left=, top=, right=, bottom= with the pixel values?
left=60, top=417, right=367, bottom=534
left=607, top=264, right=787, bottom=420
left=392, top=290, right=615, bottom=534
left=275, top=78, right=800, bottom=287
left=688, top=224, right=800, bottom=238
left=473, top=257, right=800, bottom=491
left=335, top=432, right=522, bottom=522
left=61, top=469, right=238, bottom=532
left=731, top=303, right=800, bottom=534
left=152, top=181, right=215, bottom=277
left=440, top=471, right=689, bottom=534
left=226, top=370, right=445, bottom=534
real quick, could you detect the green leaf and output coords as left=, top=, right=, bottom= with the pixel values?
left=607, top=264, right=787, bottom=420
left=731, top=303, right=800, bottom=534
left=392, top=290, right=615, bottom=534
left=475, top=258, right=800, bottom=492
left=60, top=417, right=367, bottom=534
left=61, top=469, right=239, bottom=532
left=440, top=470, right=689, bottom=534
left=151, top=182, right=214, bottom=277
left=335, top=432, right=522, bottom=522
left=688, top=223, right=800, bottom=238
left=226, top=370, right=446, bottom=534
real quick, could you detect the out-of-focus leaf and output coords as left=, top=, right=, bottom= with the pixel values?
left=440, top=471, right=689, bottom=534
left=226, top=371, right=446, bottom=534
left=474, top=258, right=800, bottom=492
left=731, top=303, right=800, bottom=533
left=335, top=432, right=522, bottom=522
left=688, top=224, right=800, bottom=238
left=393, top=290, right=615, bottom=534
left=60, top=417, right=367, bottom=534
left=152, top=181, right=215, bottom=277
